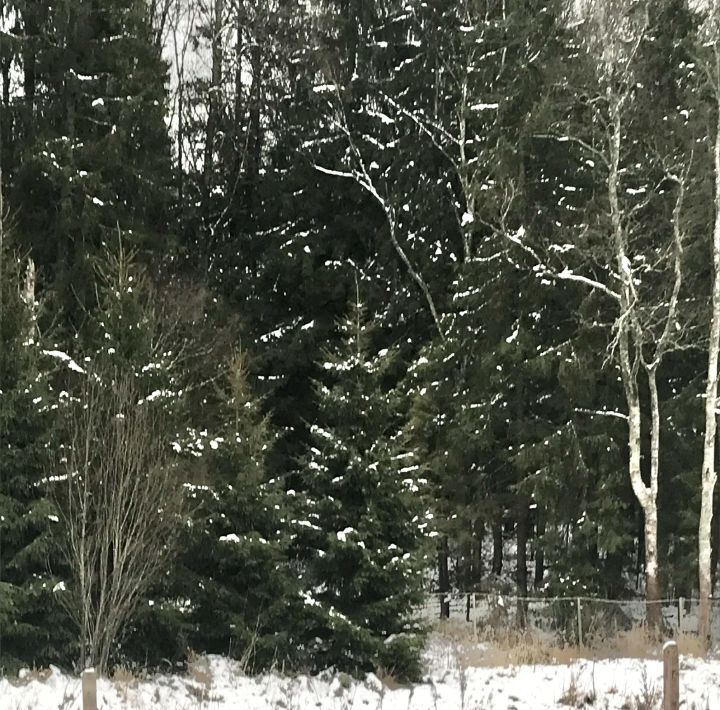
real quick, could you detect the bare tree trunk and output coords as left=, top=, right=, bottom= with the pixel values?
left=438, top=537, right=450, bottom=619
left=176, top=74, right=184, bottom=205
left=168, top=0, right=196, bottom=210
left=244, top=40, right=262, bottom=214
left=232, top=5, right=244, bottom=186
left=492, top=517, right=503, bottom=576
left=644, top=367, right=662, bottom=629
left=0, top=52, right=4, bottom=648
left=472, top=518, right=483, bottom=587
left=0, top=49, right=4, bottom=323
left=516, top=505, right=528, bottom=628
left=202, top=0, right=224, bottom=272
left=619, top=319, right=661, bottom=628
left=534, top=512, right=545, bottom=590
left=21, top=0, right=39, bottom=137
left=460, top=533, right=472, bottom=591
left=643, top=503, right=661, bottom=629
left=635, top=514, right=644, bottom=592
left=0, top=0, right=8, bottom=153
left=203, top=0, right=224, bottom=186
left=712, top=486, right=720, bottom=596
left=147, top=0, right=174, bottom=47
left=607, top=86, right=663, bottom=626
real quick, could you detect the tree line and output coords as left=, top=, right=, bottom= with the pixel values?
left=2, top=0, right=720, bottom=680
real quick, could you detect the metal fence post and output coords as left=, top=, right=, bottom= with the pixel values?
left=576, top=597, right=583, bottom=646
left=663, top=640, right=679, bottom=710
left=82, top=668, right=97, bottom=710
left=678, top=597, right=684, bottom=631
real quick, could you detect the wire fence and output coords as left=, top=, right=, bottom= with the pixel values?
left=419, top=592, right=720, bottom=644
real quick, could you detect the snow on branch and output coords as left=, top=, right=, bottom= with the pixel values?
left=43, top=350, right=86, bottom=374
left=504, top=223, right=621, bottom=302
left=313, top=85, right=445, bottom=340
left=574, top=407, right=628, bottom=421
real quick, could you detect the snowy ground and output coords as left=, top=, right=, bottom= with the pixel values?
left=3, top=636, right=720, bottom=710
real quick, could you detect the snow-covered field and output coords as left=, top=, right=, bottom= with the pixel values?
left=3, top=635, right=719, bottom=710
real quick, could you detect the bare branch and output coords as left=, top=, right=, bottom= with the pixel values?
left=314, top=86, right=446, bottom=340
left=574, top=407, right=629, bottom=421
left=504, top=225, right=621, bottom=302
left=55, top=370, right=183, bottom=672
left=649, top=168, right=687, bottom=367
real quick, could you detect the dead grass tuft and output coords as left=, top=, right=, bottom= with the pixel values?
left=183, top=654, right=225, bottom=705
left=558, top=670, right=597, bottom=708
left=186, top=651, right=213, bottom=688
left=111, top=665, right=140, bottom=703
left=622, top=664, right=660, bottom=710
left=674, top=630, right=708, bottom=659
left=465, top=629, right=587, bottom=667
left=429, top=622, right=589, bottom=668
left=609, top=626, right=707, bottom=660
left=112, top=665, right=138, bottom=685
left=375, top=668, right=407, bottom=690
left=430, top=618, right=707, bottom=669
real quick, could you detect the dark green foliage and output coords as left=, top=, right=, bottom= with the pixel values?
left=294, top=298, right=430, bottom=679
left=2, top=0, right=720, bottom=677
left=120, top=351, right=304, bottom=672
left=4, top=0, right=173, bottom=326
left=0, top=249, right=66, bottom=672
left=180, top=354, right=301, bottom=670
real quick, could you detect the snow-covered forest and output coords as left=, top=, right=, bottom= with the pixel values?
left=4, top=0, right=720, bottom=687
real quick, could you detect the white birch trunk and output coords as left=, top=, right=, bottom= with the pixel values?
left=646, top=368, right=662, bottom=627
left=698, top=73, right=720, bottom=644
left=609, top=94, right=661, bottom=625
left=624, top=360, right=660, bottom=623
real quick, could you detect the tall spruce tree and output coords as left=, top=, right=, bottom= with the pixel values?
left=174, top=352, right=303, bottom=670
left=7, top=0, right=173, bottom=325
left=295, top=293, right=430, bottom=679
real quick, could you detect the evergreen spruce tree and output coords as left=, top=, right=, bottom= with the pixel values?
left=295, top=294, right=430, bottom=679
left=8, top=0, right=173, bottom=325
left=119, top=335, right=304, bottom=671
left=0, top=248, right=62, bottom=671
left=177, top=352, right=303, bottom=670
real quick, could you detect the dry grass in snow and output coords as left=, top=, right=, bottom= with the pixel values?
left=2, top=626, right=720, bottom=709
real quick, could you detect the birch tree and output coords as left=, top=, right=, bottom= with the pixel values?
left=696, top=2, right=720, bottom=645
left=482, top=0, right=692, bottom=624
left=523, top=0, right=694, bottom=625
left=334, top=0, right=689, bottom=621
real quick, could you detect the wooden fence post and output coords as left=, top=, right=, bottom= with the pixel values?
left=663, top=640, right=679, bottom=710
left=82, top=668, right=97, bottom=710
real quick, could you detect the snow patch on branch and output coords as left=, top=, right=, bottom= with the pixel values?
left=43, top=350, right=85, bottom=374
